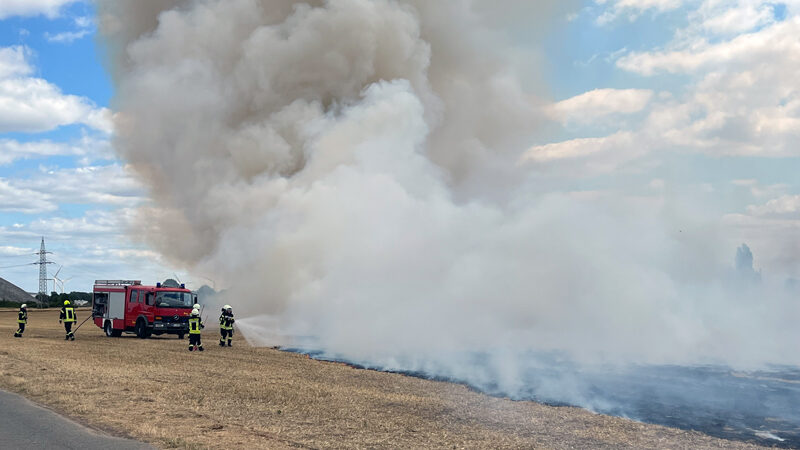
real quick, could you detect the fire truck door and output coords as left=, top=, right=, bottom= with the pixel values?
left=127, top=290, right=141, bottom=326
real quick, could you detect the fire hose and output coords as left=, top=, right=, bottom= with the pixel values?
left=72, top=315, right=93, bottom=334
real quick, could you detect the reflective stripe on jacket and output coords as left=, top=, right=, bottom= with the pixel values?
left=62, top=306, right=76, bottom=322
left=188, top=317, right=203, bottom=334
left=17, top=311, right=26, bottom=324
left=219, top=314, right=234, bottom=330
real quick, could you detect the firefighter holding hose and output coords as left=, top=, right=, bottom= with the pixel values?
left=219, top=304, right=235, bottom=347
left=188, top=308, right=204, bottom=351
left=13, top=303, right=27, bottom=338
left=59, top=300, right=76, bottom=340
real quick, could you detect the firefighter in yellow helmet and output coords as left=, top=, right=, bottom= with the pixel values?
left=59, top=300, right=76, bottom=340
left=188, top=308, right=204, bottom=352
left=13, top=304, right=27, bottom=337
left=219, top=304, right=235, bottom=347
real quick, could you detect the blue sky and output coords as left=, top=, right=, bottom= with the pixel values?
left=0, top=0, right=164, bottom=292
left=1, top=0, right=799, bottom=293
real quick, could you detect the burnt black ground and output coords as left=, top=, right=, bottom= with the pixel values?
left=288, top=348, right=800, bottom=449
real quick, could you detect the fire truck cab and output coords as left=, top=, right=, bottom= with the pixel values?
left=92, top=280, right=196, bottom=339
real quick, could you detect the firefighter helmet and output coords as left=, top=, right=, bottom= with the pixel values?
left=193, top=303, right=201, bottom=310
left=191, top=309, right=200, bottom=316
left=20, top=304, right=27, bottom=309
left=63, top=300, right=70, bottom=306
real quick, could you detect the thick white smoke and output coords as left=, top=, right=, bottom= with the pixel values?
left=96, top=0, right=800, bottom=389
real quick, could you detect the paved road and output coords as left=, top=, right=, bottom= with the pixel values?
left=0, top=389, right=153, bottom=450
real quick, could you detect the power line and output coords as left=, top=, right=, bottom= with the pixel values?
left=0, top=263, right=36, bottom=270
left=0, top=253, right=38, bottom=259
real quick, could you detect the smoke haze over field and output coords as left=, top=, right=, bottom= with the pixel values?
left=96, top=0, right=800, bottom=377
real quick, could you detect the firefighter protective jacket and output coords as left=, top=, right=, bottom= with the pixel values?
left=188, top=317, right=204, bottom=334
left=219, top=312, right=234, bottom=330
left=60, top=306, right=76, bottom=322
left=17, top=310, right=27, bottom=324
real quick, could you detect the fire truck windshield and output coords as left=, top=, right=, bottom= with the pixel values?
left=155, top=291, right=194, bottom=308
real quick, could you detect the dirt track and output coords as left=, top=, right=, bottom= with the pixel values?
left=0, top=309, right=768, bottom=449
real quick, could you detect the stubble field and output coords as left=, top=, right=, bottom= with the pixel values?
left=0, top=309, right=768, bottom=449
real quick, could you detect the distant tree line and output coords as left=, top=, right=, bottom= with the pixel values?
left=46, top=291, right=92, bottom=307
left=1, top=292, right=92, bottom=308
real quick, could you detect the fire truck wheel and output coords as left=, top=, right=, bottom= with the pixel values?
left=104, top=321, right=114, bottom=337
left=135, top=319, right=148, bottom=339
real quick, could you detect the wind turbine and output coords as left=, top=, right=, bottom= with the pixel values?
left=52, top=266, right=71, bottom=294
left=51, top=266, right=62, bottom=293
left=58, top=277, right=73, bottom=294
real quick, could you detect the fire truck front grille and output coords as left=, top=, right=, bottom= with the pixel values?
left=162, top=315, right=186, bottom=324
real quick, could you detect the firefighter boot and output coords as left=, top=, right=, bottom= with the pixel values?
left=198, top=345, right=204, bottom=352
left=14, top=331, right=21, bottom=337
left=227, top=339, right=232, bottom=347
left=65, top=334, right=69, bottom=340
left=189, top=345, right=194, bottom=351
left=69, top=332, right=75, bottom=341
left=219, top=338, right=225, bottom=347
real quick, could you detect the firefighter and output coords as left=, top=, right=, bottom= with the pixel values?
left=188, top=308, right=204, bottom=352
left=59, top=300, right=76, bottom=340
left=13, top=304, right=27, bottom=337
left=219, top=304, right=235, bottom=347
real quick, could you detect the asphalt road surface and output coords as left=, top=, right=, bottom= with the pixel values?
left=0, top=389, right=153, bottom=450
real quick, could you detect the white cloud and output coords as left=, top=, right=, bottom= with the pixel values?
left=746, top=195, right=800, bottom=219
left=550, top=88, right=654, bottom=124
left=82, top=108, right=115, bottom=134
left=73, top=16, right=93, bottom=28
left=609, top=15, right=800, bottom=157
left=29, top=164, right=145, bottom=206
left=0, top=245, right=34, bottom=256
left=0, top=179, right=58, bottom=213
left=519, top=131, right=644, bottom=176
left=0, top=140, right=72, bottom=165
left=545, top=1, right=800, bottom=174
left=0, top=46, right=32, bottom=78
left=45, top=13, right=95, bottom=44
left=618, top=18, right=800, bottom=75
left=0, top=136, right=114, bottom=166
left=45, top=29, right=91, bottom=44
left=0, top=0, right=80, bottom=19
left=0, top=78, right=98, bottom=133
left=0, top=164, right=143, bottom=215
left=0, top=209, right=135, bottom=248
left=697, top=2, right=777, bottom=35
left=27, top=212, right=123, bottom=237
left=596, top=0, right=686, bottom=24
left=0, top=45, right=113, bottom=134
left=731, top=179, right=790, bottom=199
left=679, top=1, right=800, bottom=40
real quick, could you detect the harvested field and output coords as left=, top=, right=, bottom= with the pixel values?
left=0, top=309, right=768, bottom=449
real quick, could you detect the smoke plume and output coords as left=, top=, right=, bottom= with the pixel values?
left=96, top=0, right=800, bottom=384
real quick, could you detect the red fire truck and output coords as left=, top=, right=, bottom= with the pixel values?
left=92, top=280, right=197, bottom=339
